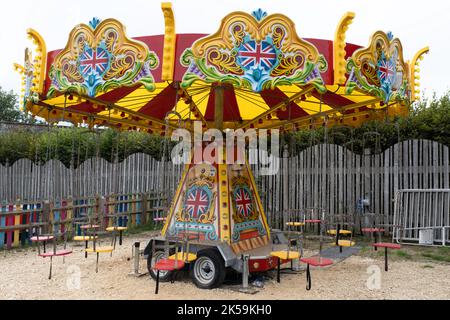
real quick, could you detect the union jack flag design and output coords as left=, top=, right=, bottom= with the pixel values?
left=235, top=187, right=253, bottom=217
left=79, top=46, right=109, bottom=76
left=237, top=40, right=277, bottom=71
left=378, top=57, right=396, bottom=83
left=184, top=187, right=211, bottom=219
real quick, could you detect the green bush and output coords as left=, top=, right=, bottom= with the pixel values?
left=0, top=91, right=449, bottom=165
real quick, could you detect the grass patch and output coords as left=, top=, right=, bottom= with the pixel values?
left=421, top=252, right=450, bottom=263
left=127, top=222, right=159, bottom=235
left=395, top=250, right=413, bottom=260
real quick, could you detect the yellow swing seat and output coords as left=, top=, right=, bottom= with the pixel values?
left=270, top=250, right=301, bottom=260
left=73, top=236, right=98, bottom=241
left=106, top=226, right=128, bottom=232
left=327, top=229, right=352, bottom=235
left=334, top=240, right=356, bottom=247
left=286, top=222, right=305, bottom=227
left=86, top=246, right=114, bottom=254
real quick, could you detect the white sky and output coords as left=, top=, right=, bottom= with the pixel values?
left=0, top=0, right=449, bottom=99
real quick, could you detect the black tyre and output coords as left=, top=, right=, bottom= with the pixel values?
left=147, top=250, right=173, bottom=282
left=189, top=249, right=226, bottom=289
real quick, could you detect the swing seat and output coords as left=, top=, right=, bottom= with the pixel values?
left=153, top=217, right=167, bottom=222
left=305, top=219, right=322, bottom=224
left=334, top=240, right=356, bottom=247
left=300, top=257, right=333, bottom=267
left=106, top=226, right=128, bottom=232
left=372, top=243, right=401, bottom=250
left=85, top=246, right=114, bottom=254
left=270, top=250, right=301, bottom=261
left=327, top=229, right=352, bottom=235
left=80, top=224, right=100, bottom=230
left=153, top=259, right=185, bottom=271
left=31, top=236, right=54, bottom=242
left=286, top=222, right=305, bottom=227
left=73, top=236, right=98, bottom=241
left=362, top=228, right=385, bottom=233
left=39, top=249, right=73, bottom=258
left=169, top=252, right=197, bottom=263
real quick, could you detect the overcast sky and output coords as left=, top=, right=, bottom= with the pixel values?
left=1, top=0, right=449, bottom=99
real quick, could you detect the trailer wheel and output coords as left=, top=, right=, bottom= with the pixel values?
left=190, top=249, right=226, bottom=289
left=147, top=250, right=173, bottom=282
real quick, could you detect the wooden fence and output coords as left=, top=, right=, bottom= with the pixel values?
left=0, top=192, right=168, bottom=249
left=0, top=139, right=449, bottom=248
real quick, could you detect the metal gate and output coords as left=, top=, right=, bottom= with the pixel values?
left=393, top=189, right=450, bottom=246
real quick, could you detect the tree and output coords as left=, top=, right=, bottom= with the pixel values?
left=0, top=87, right=37, bottom=123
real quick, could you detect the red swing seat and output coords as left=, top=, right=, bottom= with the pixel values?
left=372, top=242, right=401, bottom=250
left=153, top=258, right=185, bottom=271
left=39, top=249, right=73, bottom=258
left=305, top=219, right=322, bottom=224
left=362, top=228, right=385, bottom=233
left=300, top=257, right=333, bottom=267
left=30, top=236, right=55, bottom=242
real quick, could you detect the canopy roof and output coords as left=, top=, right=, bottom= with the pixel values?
left=16, top=4, right=429, bottom=135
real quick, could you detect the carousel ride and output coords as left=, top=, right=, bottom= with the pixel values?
left=15, top=3, right=428, bottom=290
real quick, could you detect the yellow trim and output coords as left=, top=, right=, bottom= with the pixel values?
left=245, top=158, right=271, bottom=240
left=410, top=46, right=429, bottom=101
left=218, top=163, right=231, bottom=243
left=161, top=164, right=190, bottom=236
left=161, top=2, right=176, bottom=81
left=27, top=28, right=47, bottom=95
left=334, top=12, right=355, bottom=85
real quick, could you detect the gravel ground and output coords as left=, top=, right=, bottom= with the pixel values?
left=1, top=231, right=449, bottom=300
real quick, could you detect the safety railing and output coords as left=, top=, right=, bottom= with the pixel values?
left=393, top=189, right=450, bottom=246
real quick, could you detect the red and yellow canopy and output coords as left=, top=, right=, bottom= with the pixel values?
left=15, top=3, right=429, bottom=135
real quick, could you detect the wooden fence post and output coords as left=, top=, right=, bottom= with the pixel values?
left=141, top=193, right=148, bottom=225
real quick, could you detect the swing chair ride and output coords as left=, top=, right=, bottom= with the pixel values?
left=15, top=3, right=428, bottom=289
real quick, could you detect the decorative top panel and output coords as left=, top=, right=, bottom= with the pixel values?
left=48, top=18, right=159, bottom=98
left=180, top=10, right=328, bottom=92
left=346, top=31, right=410, bottom=104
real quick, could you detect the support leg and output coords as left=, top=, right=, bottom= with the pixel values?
left=384, top=247, right=388, bottom=272
left=155, top=270, right=160, bottom=295
left=43, top=241, right=46, bottom=253
left=306, top=264, right=311, bottom=291
left=277, top=258, right=281, bottom=283
left=96, top=252, right=99, bottom=273
left=85, top=241, right=88, bottom=259
left=49, top=256, right=53, bottom=280
left=339, top=246, right=343, bottom=253
left=119, top=231, right=123, bottom=246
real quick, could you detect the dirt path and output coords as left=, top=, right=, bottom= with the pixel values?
left=1, top=232, right=449, bottom=300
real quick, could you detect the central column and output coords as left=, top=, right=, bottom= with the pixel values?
left=214, top=85, right=224, bottom=132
